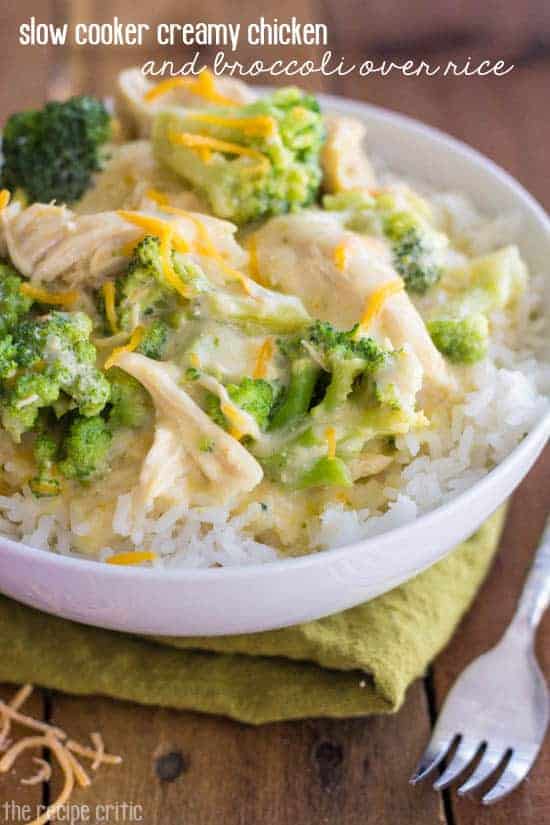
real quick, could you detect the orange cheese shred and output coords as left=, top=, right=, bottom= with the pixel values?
left=146, top=189, right=254, bottom=295
left=143, top=69, right=241, bottom=107
left=182, top=112, right=276, bottom=137
left=0, top=684, right=33, bottom=746
left=356, top=280, right=404, bottom=335
left=168, top=131, right=269, bottom=171
left=102, top=282, right=118, bottom=334
left=325, top=427, right=337, bottom=460
left=104, top=326, right=144, bottom=371
left=246, top=235, right=267, bottom=286
left=0, top=734, right=75, bottom=825
left=106, top=550, right=157, bottom=566
left=333, top=242, right=349, bottom=272
left=253, top=339, right=274, bottom=379
left=20, top=283, right=79, bottom=308
left=0, top=189, right=11, bottom=210
left=116, top=211, right=193, bottom=299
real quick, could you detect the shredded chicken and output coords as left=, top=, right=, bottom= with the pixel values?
left=111, top=353, right=264, bottom=510
left=0, top=202, right=245, bottom=290
left=254, top=212, right=455, bottom=391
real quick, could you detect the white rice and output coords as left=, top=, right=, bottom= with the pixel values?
left=1, top=191, right=549, bottom=566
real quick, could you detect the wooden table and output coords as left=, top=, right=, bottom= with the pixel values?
left=1, top=1, right=549, bottom=822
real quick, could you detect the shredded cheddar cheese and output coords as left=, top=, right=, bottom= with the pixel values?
left=356, top=280, right=405, bottom=334
left=143, top=69, right=241, bottom=107
left=0, top=734, right=75, bottom=825
left=182, top=112, right=276, bottom=137
left=168, top=131, right=269, bottom=171
left=189, top=352, right=202, bottom=369
left=0, top=701, right=66, bottom=740
left=333, top=241, right=349, bottom=272
left=325, top=427, right=337, bottom=460
left=0, top=189, right=10, bottom=210
left=67, top=737, right=122, bottom=767
left=0, top=684, right=33, bottom=746
left=102, top=282, right=118, bottom=334
left=65, top=748, right=91, bottom=788
left=106, top=550, right=157, bottom=565
left=20, top=283, right=79, bottom=308
left=146, top=189, right=254, bottom=295
left=0, top=684, right=122, bottom=825
left=20, top=757, right=52, bottom=786
left=220, top=402, right=248, bottom=440
left=253, top=339, right=274, bottom=379
left=104, top=326, right=144, bottom=371
left=90, top=733, right=106, bottom=771
left=246, top=235, right=267, bottom=286
left=117, top=211, right=193, bottom=299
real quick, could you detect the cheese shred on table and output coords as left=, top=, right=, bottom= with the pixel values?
left=0, top=684, right=122, bottom=825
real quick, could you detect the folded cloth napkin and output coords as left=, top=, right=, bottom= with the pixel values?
left=0, top=508, right=505, bottom=724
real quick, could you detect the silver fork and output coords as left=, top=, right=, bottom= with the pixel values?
left=411, top=515, right=550, bottom=804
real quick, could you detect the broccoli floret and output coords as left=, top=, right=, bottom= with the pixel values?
left=226, top=378, right=275, bottom=431
left=108, top=367, right=152, bottom=430
left=427, top=314, right=489, bottom=364
left=58, top=415, right=112, bottom=482
left=138, top=319, right=169, bottom=361
left=270, top=338, right=320, bottom=430
left=0, top=262, right=34, bottom=337
left=206, top=378, right=277, bottom=433
left=1, top=96, right=111, bottom=204
left=270, top=322, right=388, bottom=430
left=325, top=188, right=446, bottom=294
left=0, top=336, right=18, bottom=380
left=379, top=200, right=444, bottom=294
left=117, top=235, right=205, bottom=332
left=29, top=430, right=61, bottom=498
left=0, top=311, right=110, bottom=441
left=153, top=87, right=326, bottom=224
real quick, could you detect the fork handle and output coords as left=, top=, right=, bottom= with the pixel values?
left=511, top=517, right=550, bottom=632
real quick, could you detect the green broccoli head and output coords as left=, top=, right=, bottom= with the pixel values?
left=1, top=96, right=111, bottom=205
left=206, top=377, right=278, bottom=433
left=271, top=321, right=389, bottom=429
left=108, top=367, right=152, bottom=430
left=29, top=429, right=61, bottom=498
left=379, top=204, right=444, bottom=294
left=57, top=415, right=112, bottom=482
left=0, top=311, right=110, bottom=441
left=152, top=87, right=326, bottom=224
left=117, top=235, right=204, bottom=332
left=325, top=188, right=446, bottom=294
left=304, top=321, right=388, bottom=414
left=0, top=262, right=34, bottom=337
left=226, top=377, right=276, bottom=431
left=0, top=336, right=18, bottom=380
left=138, top=319, right=169, bottom=361
left=427, top=314, right=489, bottom=364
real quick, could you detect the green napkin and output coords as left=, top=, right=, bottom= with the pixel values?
left=0, top=508, right=505, bottom=724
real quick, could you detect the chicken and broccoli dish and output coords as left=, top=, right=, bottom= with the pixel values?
left=0, top=69, right=548, bottom=566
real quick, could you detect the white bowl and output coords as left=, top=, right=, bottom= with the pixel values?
left=1, top=94, right=549, bottom=636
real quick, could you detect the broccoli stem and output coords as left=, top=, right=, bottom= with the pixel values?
left=295, top=456, right=352, bottom=490
left=270, top=358, right=320, bottom=430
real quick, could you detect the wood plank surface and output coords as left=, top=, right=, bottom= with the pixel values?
left=0, top=1, right=549, bottom=823
left=47, top=683, right=446, bottom=825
